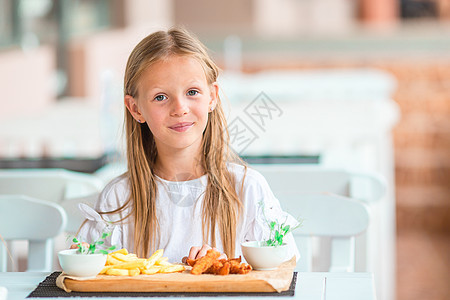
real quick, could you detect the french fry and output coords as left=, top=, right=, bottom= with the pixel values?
left=102, top=248, right=185, bottom=276
left=128, top=268, right=140, bottom=276
left=141, top=265, right=161, bottom=275
left=106, top=268, right=129, bottom=276
left=111, top=248, right=129, bottom=255
left=146, top=249, right=164, bottom=267
left=159, top=264, right=185, bottom=273
left=113, top=253, right=138, bottom=262
left=101, top=259, right=147, bottom=273
left=106, top=255, right=123, bottom=266
left=155, top=257, right=170, bottom=266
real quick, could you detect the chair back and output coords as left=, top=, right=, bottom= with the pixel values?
left=251, top=164, right=382, bottom=272
left=287, top=193, right=369, bottom=272
left=0, top=195, right=67, bottom=272
left=251, top=164, right=386, bottom=203
left=0, top=168, right=103, bottom=202
left=0, top=168, right=103, bottom=233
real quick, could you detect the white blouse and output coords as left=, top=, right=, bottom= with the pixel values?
left=78, top=163, right=300, bottom=263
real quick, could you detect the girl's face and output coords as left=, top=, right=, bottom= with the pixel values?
left=125, top=55, right=218, bottom=154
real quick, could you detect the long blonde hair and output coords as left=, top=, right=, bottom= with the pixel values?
left=121, top=28, right=244, bottom=258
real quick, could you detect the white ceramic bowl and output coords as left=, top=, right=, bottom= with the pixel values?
left=58, top=249, right=107, bottom=278
left=241, top=241, right=288, bottom=270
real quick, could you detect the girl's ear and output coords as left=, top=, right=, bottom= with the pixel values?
left=209, top=82, right=219, bottom=112
left=124, top=95, right=145, bottom=123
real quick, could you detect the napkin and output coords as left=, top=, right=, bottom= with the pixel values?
left=56, top=273, right=98, bottom=293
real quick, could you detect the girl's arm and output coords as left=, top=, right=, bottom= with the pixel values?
left=241, top=167, right=301, bottom=261
left=75, top=175, right=129, bottom=251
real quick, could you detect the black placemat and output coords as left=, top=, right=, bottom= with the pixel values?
left=27, top=272, right=297, bottom=298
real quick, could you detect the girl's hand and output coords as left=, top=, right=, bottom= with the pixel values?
left=182, top=244, right=227, bottom=263
left=70, top=242, right=89, bottom=250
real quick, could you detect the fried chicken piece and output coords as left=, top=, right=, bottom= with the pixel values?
left=217, top=261, right=231, bottom=275
left=205, top=260, right=223, bottom=274
left=186, top=258, right=197, bottom=267
left=229, top=259, right=252, bottom=274
left=229, top=259, right=242, bottom=274
left=228, top=257, right=241, bottom=264
left=189, top=252, right=251, bottom=275
left=236, top=263, right=252, bottom=274
left=191, top=249, right=221, bottom=275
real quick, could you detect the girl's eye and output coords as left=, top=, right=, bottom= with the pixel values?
left=154, top=94, right=167, bottom=102
left=187, top=90, right=198, bottom=96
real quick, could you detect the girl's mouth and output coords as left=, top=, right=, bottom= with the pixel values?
left=169, top=122, right=194, bottom=132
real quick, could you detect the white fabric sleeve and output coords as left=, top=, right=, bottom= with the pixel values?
left=77, top=213, right=124, bottom=251
left=76, top=177, right=128, bottom=251
left=242, top=170, right=300, bottom=262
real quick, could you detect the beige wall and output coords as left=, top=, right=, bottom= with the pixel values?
left=254, top=0, right=357, bottom=37
left=124, top=0, right=173, bottom=28
left=172, top=0, right=358, bottom=36
left=0, top=46, right=56, bottom=118
left=173, top=0, right=254, bottom=34
left=68, top=0, right=174, bottom=101
left=68, top=27, right=140, bottom=101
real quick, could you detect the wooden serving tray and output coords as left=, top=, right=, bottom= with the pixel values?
left=62, top=257, right=296, bottom=293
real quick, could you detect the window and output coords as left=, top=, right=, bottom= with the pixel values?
left=0, top=0, right=124, bottom=96
left=400, top=0, right=438, bottom=19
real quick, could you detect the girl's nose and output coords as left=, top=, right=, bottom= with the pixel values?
left=170, top=96, right=189, bottom=117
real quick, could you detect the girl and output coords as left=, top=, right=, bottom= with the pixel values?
left=77, top=27, right=299, bottom=263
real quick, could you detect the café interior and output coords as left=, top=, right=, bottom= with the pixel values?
left=0, top=1, right=449, bottom=300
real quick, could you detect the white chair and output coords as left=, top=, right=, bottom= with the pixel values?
left=287, top=193, right=369, bottom=272
left=251, top=164, right=386, bottom=203
left=0, top=168, right=104, bottom=271
left=0, top=168, right=104, bottom=233
left=251, top=164, right=385, bottom=272
left=0, top=195, right=67, bottom=272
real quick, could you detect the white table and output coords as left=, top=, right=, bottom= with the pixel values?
left=0, top=272, right=376, bottom=300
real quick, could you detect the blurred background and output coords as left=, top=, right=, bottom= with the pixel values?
left=0, top=0, right=449, bottom=300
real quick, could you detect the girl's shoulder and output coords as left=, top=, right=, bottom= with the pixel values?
left=227, top=162, right=270, bottom=190
left=96, top=173, right=130, bottom=211
left=102, top=173, right=129, bottom=195
left=227, top=163, right=277, bottom=210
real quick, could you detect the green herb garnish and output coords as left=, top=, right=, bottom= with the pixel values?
left=259, top=201, right=302, bottom=247
left=71, top=232, right=116, bottom=255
